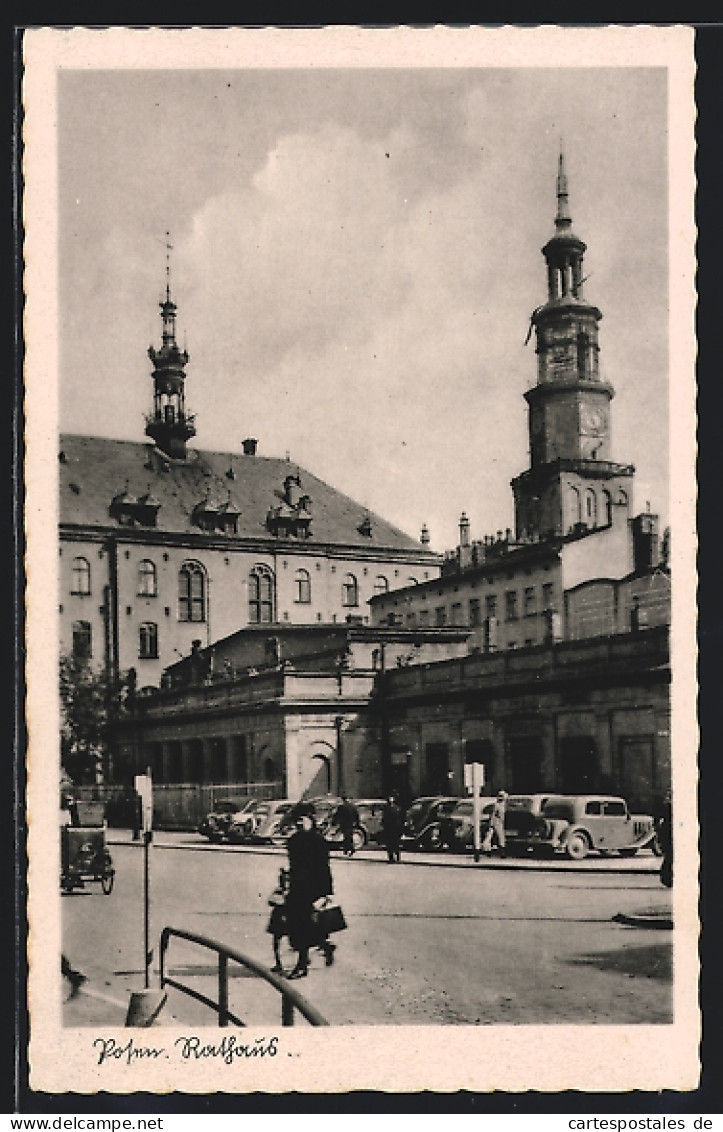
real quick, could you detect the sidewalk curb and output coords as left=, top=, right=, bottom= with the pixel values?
left=108, top=833, right=661, bottom=876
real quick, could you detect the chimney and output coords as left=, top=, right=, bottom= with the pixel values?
left=459, top=512, right=470, bottom=548
left=242, top=438, right=258, bottom=456
left=420, top=524, right=430, bottom=546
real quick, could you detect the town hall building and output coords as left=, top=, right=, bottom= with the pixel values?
left=59, top=268, right=441, bottom=691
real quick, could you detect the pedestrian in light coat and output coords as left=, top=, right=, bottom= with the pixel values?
left=482, top=790, right=508, bottom=856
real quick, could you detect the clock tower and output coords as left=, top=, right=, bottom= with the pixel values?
left=512, top=152, right=634, bottom=539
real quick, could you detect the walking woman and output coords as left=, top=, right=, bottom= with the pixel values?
left=284, top=802, right=336, bottom=979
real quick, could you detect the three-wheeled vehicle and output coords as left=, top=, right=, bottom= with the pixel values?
left=61, top=800, right=115, bottom=895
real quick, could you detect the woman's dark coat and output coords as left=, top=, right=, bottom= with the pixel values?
left=285, top=827, right=333, bottom=951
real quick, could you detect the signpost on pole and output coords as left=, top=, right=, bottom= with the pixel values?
left=133, top=771, right=153, bottom=988
left=465, top=762, right=485, bottom=862
left=126, top=770, right=166, bottom=1026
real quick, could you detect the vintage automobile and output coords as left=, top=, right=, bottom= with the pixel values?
left=402, top=796, right=459, bottom=851
left=270, top=795, right=384, bottom=851
left=61, top=801, right=115, bottom=895
left=226, top=799, right=266, bottom=843
left=199, top=797, right=258, bottom=843
left=247, top=799, right=296, bottom=844
left=503, top=793, right=554, bottom=854
left=322, top=798, right=387, bottom=849
left=517, top=794, right=657, bottom=860
left=439, top=797, right=497, bottom=851
left=271, top=795, right=343, bottom=846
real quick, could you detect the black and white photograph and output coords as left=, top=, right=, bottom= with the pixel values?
left=22, top=25, right=698, bottom=1095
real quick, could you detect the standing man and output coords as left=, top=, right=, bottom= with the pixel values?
left=334, top=795, right=359, bottom=857
left=381, top=795, right=404, bottom=864
left=482, top=790, right=508, bottom=857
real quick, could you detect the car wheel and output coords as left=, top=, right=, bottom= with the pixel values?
left=618, top=847, right=638, bottom=857
left=352, top=828, right=367, bottom=851
left=651, top=835, right=663, bottom=858
left=101, top=872, right=115, bottom=895
left=566, top=832, right=590, bottom=860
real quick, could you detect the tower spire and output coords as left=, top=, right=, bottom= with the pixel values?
left=165, top=231, right=172, bottom=303
left=145, top=236, right=195, bottom=459
left=555, top=146, right=572, bottom=231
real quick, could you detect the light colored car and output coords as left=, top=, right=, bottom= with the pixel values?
left=247, top=799, right=295, bottom=844
left=223, top=798, right=263, bottom=844
left=527, top=794, right=656, bottom=860
left=439, top=797, right=497, bottom=851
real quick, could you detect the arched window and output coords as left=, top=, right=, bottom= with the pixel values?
left=294, top=568, right=311, bottom=604
left=342, top=573, right=358, bottom=607
left=72, top=620, right=92, bottom=660
left=70, top=556, right=91, bottom=595
left=137, top=559, right=157, bottom=596
left=602, top=489, right=613, bottom=525
left=374, top=575, right=389, bottom=595
left=568, top=486, right=582, bottom=528
left=179, top=561, right=206, bottom=622
left=618, top=489, right=629, bottom=508
left=139, top=622, right=158, bottom=659
left=249, top=565, right=275, bottom=624
left=585, top=489, right=597, bottom=526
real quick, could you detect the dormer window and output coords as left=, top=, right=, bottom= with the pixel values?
left=110, top=488, right=161, bottom=528
left=358, top=515, right=373, bottom=538
left=266, top=481, right=313, bottom=539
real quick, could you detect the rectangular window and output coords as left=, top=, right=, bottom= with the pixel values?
left=450, top=602, right=464, bottom=626
left=419, top=610, right=430, bottom=627
left=139, top=623, right=158, bottom=660
left=524, top=586, right=536, bottom=616
left=435, top=606, right=447, bottom=627
left=505, top=591, right=518, bottom=621
left=469, top=598, right=481, bottom=627
left=542, top=582, right=554, bottom=609
left=485, top=594, right=497, bottom=620
left=72, top=621, right=92, bottom=660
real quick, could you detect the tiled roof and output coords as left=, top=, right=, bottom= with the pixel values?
left=58, top=434, right=436, bottom=555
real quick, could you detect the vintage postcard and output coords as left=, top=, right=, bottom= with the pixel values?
left=22, top=25, right=698, bottom=1096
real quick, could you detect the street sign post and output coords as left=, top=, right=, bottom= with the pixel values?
left=464, top=762, right=485, bottom=862
left=134, top=772, right=153, bottom=988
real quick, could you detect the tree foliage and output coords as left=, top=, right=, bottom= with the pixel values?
left=59, top=655, right=131, bottom=784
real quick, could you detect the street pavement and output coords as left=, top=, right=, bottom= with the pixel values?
left=63, top=831, right=671, bottom=1028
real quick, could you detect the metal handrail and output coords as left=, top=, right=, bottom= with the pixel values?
left=159, top=926, right=329, bottom=1027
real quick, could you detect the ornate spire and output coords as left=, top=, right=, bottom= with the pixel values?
left=554, top=147, right=572, bottom=232
left=145, top=234, right=195, bottom=459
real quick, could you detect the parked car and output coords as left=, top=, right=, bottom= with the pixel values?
left=439, top=796, right=497, bottom=851
left=249, top=799, right=296, bottom=844
left=198, top=798, right=246, bottom=842
left=271, top=795, right=343, bottom=846
left=322, top=798, right=387, bottom=849
left=226, top=798, right=265, bottom=843
left=503, top=794, right=554, bottom=854
left=518, top=794, right=657, bottom=859
left=402, top=796, right=459, bottom=851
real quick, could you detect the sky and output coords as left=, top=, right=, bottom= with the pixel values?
left=57, top=56, right=671, bottom=553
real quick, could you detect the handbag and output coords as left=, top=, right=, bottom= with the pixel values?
left=312, top=895, right=347, bottom=934
left=268, top=887, right=286, bottom=907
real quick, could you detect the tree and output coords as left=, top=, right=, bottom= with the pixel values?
left=59, top=655, right=130, bottom=784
